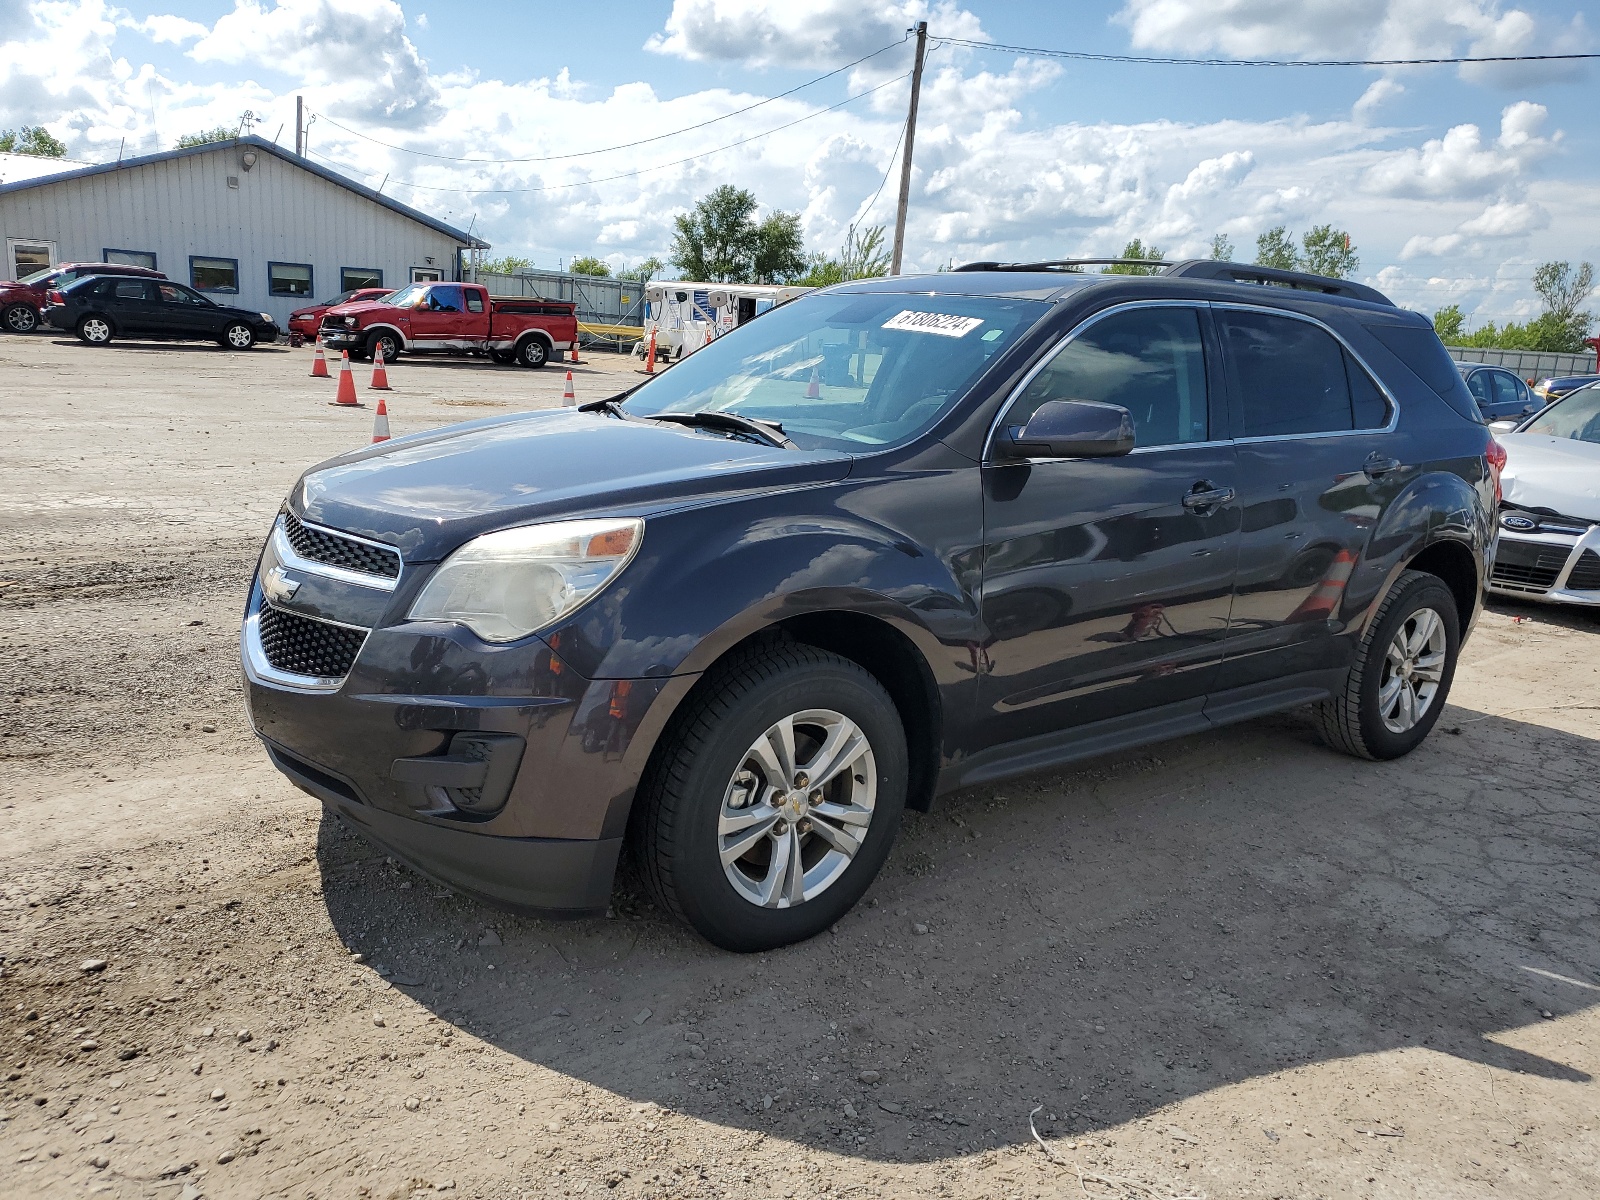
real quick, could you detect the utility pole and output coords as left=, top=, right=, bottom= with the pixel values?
left=890, top=21, right=928, bottom=276
left=295, top=96, right=303, bottom=157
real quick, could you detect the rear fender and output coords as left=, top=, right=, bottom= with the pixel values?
left=1353, top=468, right=1487, bottom=638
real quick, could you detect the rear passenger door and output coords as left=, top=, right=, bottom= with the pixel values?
left=102, top=278, right=161, bottom=335
left=1214, top=305, right=1403, bottom=698
left=1489, top=370, right=1536, bottom=421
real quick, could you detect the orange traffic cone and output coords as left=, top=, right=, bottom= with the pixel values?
left=569, top=337, right=583, bottom=365
left=330, top=350, right=362, bottom=407
left=310, top=336, right=329, bottom=378
left=805, top=363, right=821, bottom=399
left=371, top=395, right=391, bottom=443
left=1287, top=550, right=1356, bottom=623
left=562, top=370, right=576, bottom=406
left=370, top=345, right=391, bottom=390
left=641, top=329, right=657, bottom=375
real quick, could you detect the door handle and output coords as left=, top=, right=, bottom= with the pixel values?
left=1181, top=482, right=1235, bottom=513
left=1363, top=453, right=1402, bottom=478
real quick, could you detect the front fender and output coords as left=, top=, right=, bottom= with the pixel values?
left=358, top=321, right=409, bottom=350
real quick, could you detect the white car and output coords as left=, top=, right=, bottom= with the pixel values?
left=1488, top=382, right=1600, bottom=605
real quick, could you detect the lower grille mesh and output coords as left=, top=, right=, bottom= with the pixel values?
left=257, top=603, right=366, bottom=679
left=1568, top=549, right=1600, bottom=591
left=1490, top=542, right=1569, bottom=594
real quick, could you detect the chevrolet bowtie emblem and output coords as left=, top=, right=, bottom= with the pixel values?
left=263, top=565, right=302, bottom=604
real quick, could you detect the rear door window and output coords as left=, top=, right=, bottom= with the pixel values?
left=1010, top=306, right=1210, bottom=448
left=1465, top=371, right=1493, bottom=410
left=1491, top=371, right=1522, bottom=414
left=1221, top=310, right=1370, bottom=437
left=108, top=280, right=153, bottom=302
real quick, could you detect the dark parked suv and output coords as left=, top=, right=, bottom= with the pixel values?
left=43, top=275, right=279, bottom=348
left=243, top=260, right=1495, bottom=951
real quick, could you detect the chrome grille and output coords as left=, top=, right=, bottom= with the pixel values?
left=257, top=603, right=366, bottom=679
left=282, top=512, right=400, bottom=580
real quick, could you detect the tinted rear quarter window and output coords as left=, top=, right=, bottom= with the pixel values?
left=1364, top=322, right=1480, bottom=421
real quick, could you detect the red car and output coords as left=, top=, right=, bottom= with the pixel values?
left=287, top=287, right=393, bottom=341
left=1, top=262, right=166, bottom=334
left=318, top=282, right=577, bottom=367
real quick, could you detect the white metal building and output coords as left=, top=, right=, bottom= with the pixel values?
left=0, top=135, right=486, bottom=324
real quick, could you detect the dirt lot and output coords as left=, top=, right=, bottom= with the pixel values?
left=2, top=332, right=1598, bottom=1200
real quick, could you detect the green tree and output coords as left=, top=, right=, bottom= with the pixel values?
left=568, top=255, right=611, bottom=277
left=752, top=210, right=806, bottom=284
left=671, top=185, right=759, bottom=282
left=1531, top=260, right=1595, bottom=352
left=0, top=125, right=67, bottom=157
left=620, top=256, right=663, bottom=284
left=1102, top=237, right=1164, bottom=275
left=1208, top=233, right=1234, bottom=261
left=1432, top=305, right=1466, bottom=343
left=1300, top=225, right=1358, bottom=279
left=798, top=224, right=891, bottom=287
left=477, top=255, right=531, bottom=275
left=175, top=126, right=236, bottom=149
left=1254, top=226, right=1299, bottom=271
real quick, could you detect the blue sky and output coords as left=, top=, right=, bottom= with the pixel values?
left=3, top=0, right=1597, bottom=323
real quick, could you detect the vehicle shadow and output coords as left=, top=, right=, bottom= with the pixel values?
left=315, top=704, right=1598, bottom=1162
left=44, top=338, right=289, bottom=354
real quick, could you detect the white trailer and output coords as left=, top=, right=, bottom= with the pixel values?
left=634, top=281, right=811, bottom=361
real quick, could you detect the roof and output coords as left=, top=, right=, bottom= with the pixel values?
left=0, top=151, right=96, bottom=186
left=0, top=135, right=488, bottom=248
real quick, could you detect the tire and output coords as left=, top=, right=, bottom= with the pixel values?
left=633, top=642, right=908, bottom=952
left=222, top=322, right=256, bottom=350
left=76, top=315, right=113, bottom=346
left=3, top=303, right=38, bottom=334
left=1313, top=569, right=1460, bottom=761
left=489, top=349, right=516, bottom=365
left=516, top=337, right=548, bottom=368
left=367, top=330, right=400, bottom=363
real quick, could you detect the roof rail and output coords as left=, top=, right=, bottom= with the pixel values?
left=1161, top=260, right=1393, bottom=306
left=953, top=258, right=1169, bottom=273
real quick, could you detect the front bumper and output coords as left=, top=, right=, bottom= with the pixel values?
left=319, top=326, right=366, bottom=350
left=1487, top=523, right=1600, bottom=606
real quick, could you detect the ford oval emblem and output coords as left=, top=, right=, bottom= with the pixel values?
left=1501, top=515, right=1536, bottom=531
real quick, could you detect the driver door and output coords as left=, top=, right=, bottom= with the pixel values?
left=409, top=284, right=464, bottom=347
left=978, top=303, right=1240, bottom=747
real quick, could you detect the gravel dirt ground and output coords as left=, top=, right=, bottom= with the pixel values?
left=2, top=333, right=1598, bottom=1200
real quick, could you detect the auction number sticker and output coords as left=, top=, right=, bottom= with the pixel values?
left=882, top=310, right=985, bottom=338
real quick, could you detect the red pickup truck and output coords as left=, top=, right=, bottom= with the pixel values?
left=317, top=282, right=577, bottom=368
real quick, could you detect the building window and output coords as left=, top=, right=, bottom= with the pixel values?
left=268, top=261, right=313, bottom=297
left=411, top=266, right=443, bottom=283
left=103, top=248, right=157, bottom=270
left=190, top=256, right=239, bottom=293
left=341, top=267, right=383, bottom=291
left=7, top=238, right=55, bottom=281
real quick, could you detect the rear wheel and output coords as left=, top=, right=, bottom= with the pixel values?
left=1313, top=569, right=1460, bottom=760
left=222, top=322, right=255, bottom=350
left=367, top=330, right=400, bottom=363
left=633, top=643, right=907, bottom=952
left=516, top=337, right=548, bottom=368
left=489, top=349, right=516, bottom=364
left=3, top=303, right=38, bottom=333
left=76, top=315, right=112, bottom=346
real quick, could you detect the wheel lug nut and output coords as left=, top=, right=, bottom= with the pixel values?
left=798, top=819, right=811, bottom=835
left=793, top=772, right=809, bottom=788
left=809, top=789, right=823, bottom=805
left=773, top=819, right=789, bottom=835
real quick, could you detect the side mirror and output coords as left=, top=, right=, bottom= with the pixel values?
left=1487, top=419, right=1518, bottom=434
left=998, top=399, right=1135, bottom=459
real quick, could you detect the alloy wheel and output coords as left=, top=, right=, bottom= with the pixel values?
left=5, top=306, right=37, bottom=333
left=227, top=324, right=254, bottom=348
left=81, top=318, right=110, bottom=343
left=1378, top=607, right=1446, bottom=734
left=718, top=709, right=876, bottom=909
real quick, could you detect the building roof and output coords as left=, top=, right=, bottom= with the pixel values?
left=0, top=151, right=96, bottom=185
left=0, top=135, right=488, bottom=248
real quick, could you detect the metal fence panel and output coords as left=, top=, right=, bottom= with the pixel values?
left=474, top=268, right=646, bottom=334
left=1444, top=345, right=1597, bottom=377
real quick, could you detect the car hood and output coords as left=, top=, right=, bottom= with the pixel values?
left=326, top=299, right=400, bottom=320
left=1500, top=433, right=1600, bottom=521
left=293, top=407, right=854, bottom=561
left=289, top=304, right=326, bottom=318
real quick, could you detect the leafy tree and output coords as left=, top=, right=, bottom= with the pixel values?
left=175, top=126, right=237, bottom=148
left=1208, top=233, right=1234, bottom=261
left=1102, top=237, right=1163, bottom=275
left=752, top=211, right=806, bottom=284
left=670, top=186, right=807, bottom=283
left=798, top=224, right=891, bottom=287
left=620, top=256, right=663, bottom=284
left=1432, top=305, right=1466, bottom=343
left=797, top=255, right=846, bottom=288
left=1300, top=225, right=1358, bottom=279
left=1254, top=226, right=1299, bottom=271
left=1531, top=260, right=1595, bottom=351
left=568, top=255, right=611, bottom=277
left=477, top=255, right=531, bottom=275
left=0, top=126, right=66, bottom=157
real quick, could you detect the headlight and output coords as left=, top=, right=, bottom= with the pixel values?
left=408, top=518, right=642, bottom=642
left=260, top=312, right=273, bottom=322
left=344, top=315, right=357, bottom=327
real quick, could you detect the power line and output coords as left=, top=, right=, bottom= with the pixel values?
left=310, top=34, right=909, bottom=166
left=854, top=115, right=907, bottom=228
left=932, top=34, right=1600, bottom=68
left=306, top=72, right=910, bottom=196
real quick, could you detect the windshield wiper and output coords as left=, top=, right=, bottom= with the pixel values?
left=577, top=381, right=648, bottom=418
left=645, top=411, right=797, bottom=449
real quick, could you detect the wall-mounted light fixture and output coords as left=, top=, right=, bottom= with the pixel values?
left=241, top=151, right=258, bottom=172
left=424, top=256, right=435, bottom=265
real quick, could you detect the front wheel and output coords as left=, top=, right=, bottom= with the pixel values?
left=222, top=322, right=255, bottom=350
left=632, top=643, right=907, bottom=952
left=367, top=330, right=400, bottom=363
left=3, top=303, right=38, bottom=333
left=76, top=315, right=113, bottom=345
left=1313, top=569, right=1460, bottom=760
left=516, top=337, right=548, bottom=368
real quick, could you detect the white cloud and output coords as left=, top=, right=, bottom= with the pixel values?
left=1113, top=0, right=1593, bottom=85
left=1459, top=198, right=1547, bottom=237
left=123, top=13, right=208, bottom=44
left=645, top=0, right=985, bottom=69
left=1358, top=101, right=1553, bottom=198
left=1352, top=78, right=1403, bottom=123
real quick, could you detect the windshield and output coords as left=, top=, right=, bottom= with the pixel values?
left=19, top=267, right=58, bottom=286
left=322, top=290, right=356, bottom=306
left=1521, top=385, right=1600, bottom=444
left=621, top=291, right=1045, bottom=450
left=383, top=284, right=425, bottom=307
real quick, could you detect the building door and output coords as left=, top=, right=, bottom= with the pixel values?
left=6, top=238, right=56, bottom=281
left=410, top=267, right=443, bottom=283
